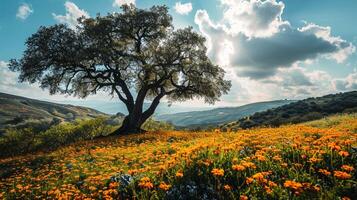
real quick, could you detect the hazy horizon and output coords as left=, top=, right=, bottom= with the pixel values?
left=1, top=91, right=298, bottom=115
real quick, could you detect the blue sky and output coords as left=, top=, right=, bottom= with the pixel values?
left=0, top=0, right=356, bottom=114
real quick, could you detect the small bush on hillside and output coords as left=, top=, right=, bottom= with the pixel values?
left=4, top=116, right=25, bottom=125
left=0, top=127, right=40, bottom=155
left=142, top=118, right=174, bottom=131
left=38, top=117, right=116, bottom=150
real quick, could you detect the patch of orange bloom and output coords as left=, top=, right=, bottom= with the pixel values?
left=318, top=169, right=331, bottom=176
left=138, top=177, right=154, bottom=189
left=159, top=182, right=171, bottom=191
left=0, top=114, right=356, bottom=199
left=175, top=171, right=184, bottom=178
left=211, top=168, right=224, bottom=177
left=224, top=184, right=232, bottom=191
left=232, top=164, right=245, bottom=171
left=341, top=165, right=354, bottom=172
left=333, top=171, right=352, bottom=180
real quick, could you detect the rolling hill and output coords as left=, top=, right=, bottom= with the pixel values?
left=220, top=91, right=357, bottom=130
left=155, top=100, right=295, bottom=128
left=0, top=92, right=108, bottom=130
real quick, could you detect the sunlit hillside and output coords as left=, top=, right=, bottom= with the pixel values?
left=1, top=114, right=356, bottom=199
left=0, top=92, right=108, bottom=134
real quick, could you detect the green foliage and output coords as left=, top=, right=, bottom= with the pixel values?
left=0, top=117, right=117, bottom=158
left=9, top=4, right=231, bottom=133
left=141, top=118, right=174, bottom=131
left=0, top=127, right=40, bottom=155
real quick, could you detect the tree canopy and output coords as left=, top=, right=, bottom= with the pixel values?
left=10, top=5, right=231, bottom=134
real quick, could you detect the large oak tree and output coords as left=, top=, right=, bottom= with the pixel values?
left=9, top=5, right=231, bottom=134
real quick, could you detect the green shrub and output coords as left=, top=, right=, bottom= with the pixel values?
left=0, top=117, right=117, bottom=158
left=142, top=118, right=174, bottom=131
left=0, top=127, right=41, bottom=156
left=38, top=122, right=77, bottom=150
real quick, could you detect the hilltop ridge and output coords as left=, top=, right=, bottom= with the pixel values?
left=156, top=100, right=295, bottom=128
left=0, top=92, right=108, bottom=130
left=220, top=91, right=357, bottom=130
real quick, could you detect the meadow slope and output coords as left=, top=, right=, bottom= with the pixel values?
left=0, top=114, right=356, bottom=199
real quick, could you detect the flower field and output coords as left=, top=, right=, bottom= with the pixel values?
left=0, top=114, right=356, bottom=199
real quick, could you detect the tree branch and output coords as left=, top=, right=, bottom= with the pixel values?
left=142, top=87, right=166, bottom=120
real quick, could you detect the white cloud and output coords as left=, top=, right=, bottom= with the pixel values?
left=273, top=67, right=313, bottom=87
left=0, top=61, right=42, bottom=98
left=113, top=0, right=135, bottom=7
left=221, top=0, right=287, bottom=38
left=221, top=66, right=336, bottom=104
left=174, top=2, right=193, bottom=15
left=53, top=1, right=89, bottom=30
left=268, top=66, right=335, bottom=98
left=194, top=0, right=355, bottom=80
left=16, top=3, right=33, bottom=20
left=299, top=23, right=356, bottom=63
left=0, top=61, right=16, bottom=86
left=332, top=70, right=357, bottom=91
left=228, top=64, right=357, bottom=104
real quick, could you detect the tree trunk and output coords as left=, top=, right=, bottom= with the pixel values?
left=112, top=88, right=164, bottom=135
left=112, top=113, right=146, bottom=135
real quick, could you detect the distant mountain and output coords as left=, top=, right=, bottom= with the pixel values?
left=55, top=100, right=211, bottom=115
left=220, top=91, right=357, bottom=130
left=155, top=100, right=295, bottom=128
left=0, top=92, right=108, bottom=130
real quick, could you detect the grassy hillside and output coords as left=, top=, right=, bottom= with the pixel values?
left=0, top=114, right=356, bottom=199
left=221, top=91, right=357, bottom=130
left=0, top=92, right=108, bottom=131
left=156, top=100, right=295, bottom=128
left=0, top=116, right=174, bottom=158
